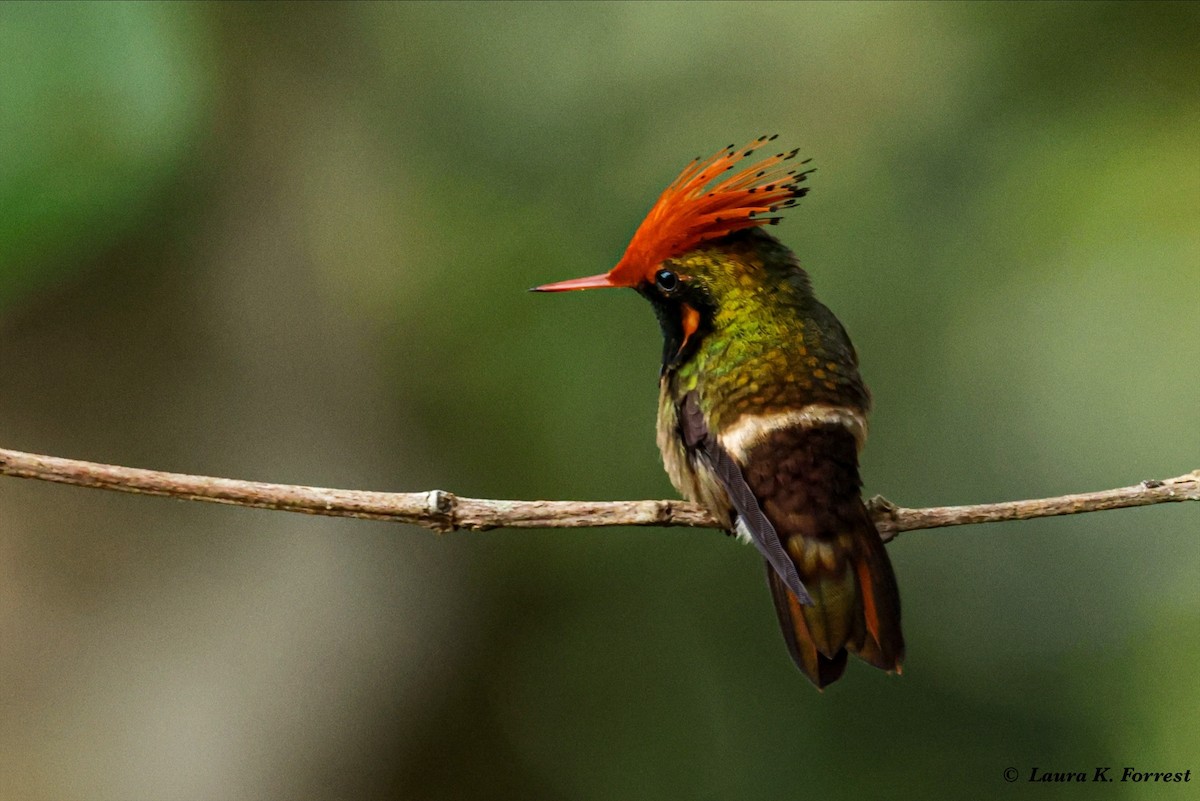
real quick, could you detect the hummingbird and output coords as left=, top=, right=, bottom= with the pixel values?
left=534, top=136, right=903, bottom=688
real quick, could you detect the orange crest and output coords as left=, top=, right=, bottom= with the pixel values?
left=610, top=135, right=812, bottom=285
left=534, top=136, right=812, bottom=293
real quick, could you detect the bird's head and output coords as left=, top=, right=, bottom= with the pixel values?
left=535, top=136, right=814, bottom=370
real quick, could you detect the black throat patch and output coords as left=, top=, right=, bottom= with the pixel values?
left=639, top=284, right=713, bottom=374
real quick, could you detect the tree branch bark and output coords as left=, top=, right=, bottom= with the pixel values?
left=0, top=447, right=1195, bottom=542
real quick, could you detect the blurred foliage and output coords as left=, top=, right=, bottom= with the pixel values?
left=0, top=3, right=1197, bottom=800
left=0, top=2, right=213, bottom=305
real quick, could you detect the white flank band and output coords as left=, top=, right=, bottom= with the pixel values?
left=718, top=404, right=868, bottom=462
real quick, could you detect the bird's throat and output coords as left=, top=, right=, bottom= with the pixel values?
left=644, top=292, right=712, bottom=374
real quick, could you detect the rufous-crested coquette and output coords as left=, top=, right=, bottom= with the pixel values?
left=535, top=136, right=904, bottom=688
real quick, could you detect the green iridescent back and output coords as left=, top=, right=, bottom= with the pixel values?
left=667, top=230, right=870, bottom=433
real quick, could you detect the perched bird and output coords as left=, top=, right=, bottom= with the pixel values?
left=534, top=136, right=903, bottom=688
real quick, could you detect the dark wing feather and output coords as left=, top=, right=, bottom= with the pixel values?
left=679, top=392, right=813, bottom=605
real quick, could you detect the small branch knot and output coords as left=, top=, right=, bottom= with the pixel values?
left=425, top=489, right=456, bottom=533
left=866, top=494, right=900, bottom=543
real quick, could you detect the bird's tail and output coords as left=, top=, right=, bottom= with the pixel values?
left=765, top=498, right=904, bottom=688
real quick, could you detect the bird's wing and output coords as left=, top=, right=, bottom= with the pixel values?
left=678, top=391, right=812, bottom=605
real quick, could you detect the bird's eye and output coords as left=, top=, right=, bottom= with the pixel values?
left=654, top=269, right=680, bottom=294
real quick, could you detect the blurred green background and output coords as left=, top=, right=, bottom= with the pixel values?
left=1, top=2, right=1197, bottom=799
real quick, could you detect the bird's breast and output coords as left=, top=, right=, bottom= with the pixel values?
left=656, top=379, right=734, bottom=530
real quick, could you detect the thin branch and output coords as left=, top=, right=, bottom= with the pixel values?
left=0, top=447, right=1195, bottom=542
